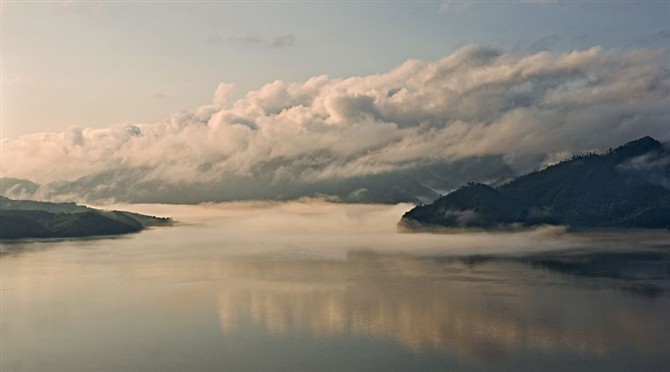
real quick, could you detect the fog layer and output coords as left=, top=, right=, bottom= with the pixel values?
left=3, top=202, right=669, bottom=372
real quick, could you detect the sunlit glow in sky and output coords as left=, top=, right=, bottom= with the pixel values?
left=2, top=1, right=669, bottom=138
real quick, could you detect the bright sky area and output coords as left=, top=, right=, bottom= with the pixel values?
left=2, top=1, right=669, bottom=139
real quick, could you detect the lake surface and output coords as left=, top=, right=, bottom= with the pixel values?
left=2, top=201, right=669, bottom=371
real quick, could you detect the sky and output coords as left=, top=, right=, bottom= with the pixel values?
left=3, top=1, right=669, bottom=138
left=1, top=1, right=669, bottom=203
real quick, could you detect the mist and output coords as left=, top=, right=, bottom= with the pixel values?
left=84, top=200, right=666, bottom=260
left=4, top=201, right=669, bottom=372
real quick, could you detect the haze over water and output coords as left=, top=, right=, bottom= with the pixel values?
left=3, top=2, right=670, bottom=371
left=2, top=202, right=669, bottom=371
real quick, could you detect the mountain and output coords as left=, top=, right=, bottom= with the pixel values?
left=400, top=137, right=670, bottom=230
left=0, top=156, right=517, bottom=205
left=0, top=197, right=171, bottom=239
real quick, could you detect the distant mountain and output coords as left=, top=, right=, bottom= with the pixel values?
left=0, top=197, right=171, bottom=239
left=0, top=156, right=516, bottom=205
left=400, top=137, right=670, bottom=230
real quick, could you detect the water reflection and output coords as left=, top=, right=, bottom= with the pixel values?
left=3, top=202, right=670, bottom=371
left=213, top=250, right=670, bottom=360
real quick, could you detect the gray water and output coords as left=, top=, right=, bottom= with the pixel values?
left=2, top=202, right=669, bottom=371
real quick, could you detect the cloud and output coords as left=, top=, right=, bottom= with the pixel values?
left=439, top=1, right=471, bottom=15
left=270, top=34, right=296, bottom=48
left=2, top=45, right=669, bottom=204
left=240, top=35, right=264, bottom=45
left=234, top=34, right=297, bottom=48
left=618, top=150, right=670, bottom=189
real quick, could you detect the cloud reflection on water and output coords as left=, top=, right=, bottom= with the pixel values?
left=213, top=250, right=670, bottom=360
left=2, top=201, right=669, bottom=370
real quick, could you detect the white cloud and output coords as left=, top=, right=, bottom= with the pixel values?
left=439, top=1, right=471, bottom=15
left=2, top=45, right=669, bottom=203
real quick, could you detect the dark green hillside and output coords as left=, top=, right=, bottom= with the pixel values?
left=401, top=137, right=670, bottom=230
left=0, top=197, right=171, bottom=239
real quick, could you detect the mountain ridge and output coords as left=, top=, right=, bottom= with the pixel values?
left=400, top=137, right=670, bottom=230
left=0, top=196, right=172, bottom=240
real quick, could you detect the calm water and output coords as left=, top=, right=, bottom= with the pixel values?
left=2, top=202, right=669, bottom=371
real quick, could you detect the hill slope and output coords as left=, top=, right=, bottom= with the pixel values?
left=400, top=137, right=670, bottom=230
left=0, top=197, right=171, bottom=239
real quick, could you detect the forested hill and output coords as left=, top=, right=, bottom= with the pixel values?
left=0, top=197, right=171, bottom=239
left=400, top=137, right=670, bottom=230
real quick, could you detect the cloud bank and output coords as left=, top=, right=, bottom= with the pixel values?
left=2, top=45, right=669, bottom=203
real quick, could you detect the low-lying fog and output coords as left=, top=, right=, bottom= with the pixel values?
left=85, top=200, right=669, bottom=259
left=2, top=201, right=669, bottom=372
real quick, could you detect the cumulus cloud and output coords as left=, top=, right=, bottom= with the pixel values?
left=2, top=45, right=669, bottom=203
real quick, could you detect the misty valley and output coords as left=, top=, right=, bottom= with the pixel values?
left=3, top=136, right=669, bottom=241
left=1, top=201, right=669, bottom=371
left=2, top=137, right=670, bottom=371
left=3, top=3, right=670, bottom=369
